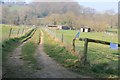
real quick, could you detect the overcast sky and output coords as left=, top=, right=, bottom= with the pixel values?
left=2, top=0, right=119, bottom=13
left=27, top=0, right=119, bottom=13
left=78, top=2, right=118, bottom=13
left=75, top=0, right=119, bottom=13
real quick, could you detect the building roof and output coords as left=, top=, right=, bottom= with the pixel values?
left=81, top=26, right=91, bottom=29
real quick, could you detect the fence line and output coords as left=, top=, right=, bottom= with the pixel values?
left=43, top=27, right=74, bottom=52
left=5, top=27, right=33, bottom=41
left=73, top=38, right=120, bottom=65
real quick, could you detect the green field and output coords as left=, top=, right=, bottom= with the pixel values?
left=43, top=28, right=119, bottom=77
left=106, top=28, right=118, bottom=33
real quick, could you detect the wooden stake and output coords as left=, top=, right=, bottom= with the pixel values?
left=83, top=38, right=88, bottom=65
left=9, top=28, right=12, bottom=39
left=17, top=29, right=20, bottom=37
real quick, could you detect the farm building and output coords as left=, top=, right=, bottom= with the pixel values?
left=81, top=27, right=91, bottom=32
left=47, top=25, right=70, bottom=30
left=47, top=25, right=58, bottom=30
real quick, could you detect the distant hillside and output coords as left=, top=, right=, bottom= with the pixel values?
left=1, top=2, right=27, bottom=5
left=9, top=5, right=26, bottom=11
left=1, top=2, right=118, bottom=31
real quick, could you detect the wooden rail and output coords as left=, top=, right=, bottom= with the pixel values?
left=73, top=38, right=119, bottom=65
left=79, top=38, right=120, bottom=46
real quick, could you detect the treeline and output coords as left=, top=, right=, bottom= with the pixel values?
left=1, top=2, right=118, bottom=31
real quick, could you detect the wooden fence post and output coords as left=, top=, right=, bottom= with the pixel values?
left=61, top=33, right=63, bottom=43
left=83, top=38, right=88, bottom=65
left=79, top=37, right=120, bottom=65
left=38, top=30, right=41, bottom=44
left=73, top=39, right=76, bottom=52
left=17, top=29, right=20, bottom=37
left=22, top=28, right=24, bottom=35
left=24, top=28, right=27, bottom=34
left=9, top=28, right=12, bottom=39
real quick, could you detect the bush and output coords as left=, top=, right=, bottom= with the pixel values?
left=91, top=63, right=109, bottom=73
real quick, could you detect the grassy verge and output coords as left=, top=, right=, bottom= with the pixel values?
left=43, top=30, right=118, bottom=78
left=2, top=28, right=35, bottom=62
left=2, top=28, right=36, bottom=78
left=21, top=28, right=41, bottom=70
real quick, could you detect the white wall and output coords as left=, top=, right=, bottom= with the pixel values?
left=85, top=28, right=88, bottom=32
left=81, top=28, right=84, bottom=32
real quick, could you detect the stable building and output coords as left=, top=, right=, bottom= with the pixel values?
left=81, top=27, right=91, bottom=32
left=47, top=25, right=70, bottom=30
left=47, top=25, right=58, bottom=30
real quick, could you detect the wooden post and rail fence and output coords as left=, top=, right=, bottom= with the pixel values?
left=8, top=28, right=29, bottom=39
left=72, top=38, right=120, bottom=65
